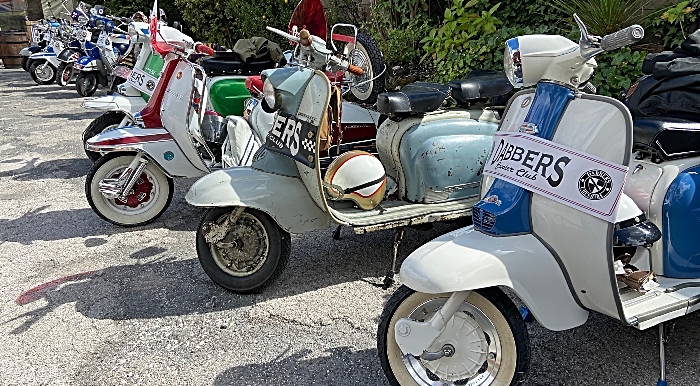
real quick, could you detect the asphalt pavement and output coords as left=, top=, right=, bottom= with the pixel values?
left=0, top=68, right=699, bottom=385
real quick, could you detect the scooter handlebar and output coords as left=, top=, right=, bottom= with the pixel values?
left=601, top=25, right=644, bottom=52
left=266, top=26, right=300, bottom=44
left=194, top=42, right=215, bottom=56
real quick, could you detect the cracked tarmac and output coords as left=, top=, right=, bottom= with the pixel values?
left=1, top=68, right=699, bottom=385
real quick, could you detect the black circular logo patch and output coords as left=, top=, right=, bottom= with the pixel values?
left=146, top=80, right=156, bottom=91
left=578, top=170, right=613, bottom=200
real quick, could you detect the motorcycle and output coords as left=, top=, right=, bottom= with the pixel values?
left=72, top=7, right=134, bottom=97
left=83, top=1, right=385, bottom=228
left=184, top=19, right=513, bottom=294
left=373, top=16, right=697, bottom=386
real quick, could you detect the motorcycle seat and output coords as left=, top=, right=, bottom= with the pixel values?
left=633, top=117, right=700, bottom=162
left=377, top=82, right=450, bottom=115
left=448, top=70, right=513, bottom=104
left=201, top=52, right=276, bottom=76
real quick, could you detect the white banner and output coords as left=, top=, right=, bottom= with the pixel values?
left=126, top=67, right=159, bottom=96
left=483, top=132, right=628, bottom=222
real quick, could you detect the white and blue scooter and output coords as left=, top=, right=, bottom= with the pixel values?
left=378, top=15, right=698, bottom=386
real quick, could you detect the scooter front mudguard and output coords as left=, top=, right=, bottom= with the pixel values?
left=186, top=168, right=331, bottom=234
left=20, top=46, right=42, bottom=57
left=85, top=126, right=207, bottom=178
left=81, top=95, right=147, bottom=117
left=400, top=226, right=589, bottom=331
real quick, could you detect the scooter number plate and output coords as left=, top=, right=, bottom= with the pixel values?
left=127, top=67, right=159, bottom=96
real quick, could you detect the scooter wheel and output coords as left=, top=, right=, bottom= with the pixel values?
left=56, top=62, right=74, bottom=87
left=346, top=33, right=386, bottom=105
left=21, top=56, right=31, bottom=72
left=83, top=112, right=129, bottom=162
left=76, top=72, right=98, bottom=97
left=196, top=207, right=291, bottom=293
left=29, top=61, right=57, bottom=85
left=85, top=154, right=174, bottom=227
left=378, top=286, right=531, bottom=386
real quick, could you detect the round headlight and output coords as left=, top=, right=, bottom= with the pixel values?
left=504, top=38, right=523, bottom=88
left=262, top=78, right=280, bottom=112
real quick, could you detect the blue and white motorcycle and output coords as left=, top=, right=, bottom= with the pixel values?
left=377, top=15, right=696, bottom=386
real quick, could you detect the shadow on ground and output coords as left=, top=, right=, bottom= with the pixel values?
left=0, top=157, right=92, bottom=180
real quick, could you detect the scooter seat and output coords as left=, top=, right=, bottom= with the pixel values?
left=377, top=82, right=450, bottom=115
left=448, top=70, right=513, bottom=104
left=633, top=117, right=700, bottom=162
left=201, top=52, right=276, bottom=76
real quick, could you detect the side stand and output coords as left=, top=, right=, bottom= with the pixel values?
left=382, top=228, right=405, bottom=289
left=657, top=322, right=674, bottom=386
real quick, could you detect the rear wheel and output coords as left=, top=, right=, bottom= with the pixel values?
left=56, top=62, right=74, bottom=87
left=85, top=154, right=173, bottom=227
left=346, top=33, right=385, bottom=105
left=83, top=112, right=129, bottom=162
left=196, top=207, right=290, bottom=293
left=76, top=72, right=98, bottom=97
left=29, top=61, right=56, bottom=85
left=378, top=286, right=530, bottom=386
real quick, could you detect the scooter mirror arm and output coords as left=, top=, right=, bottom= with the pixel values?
left=574, top=14, right=604, bottom=60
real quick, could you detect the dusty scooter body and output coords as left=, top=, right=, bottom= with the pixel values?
left=376, top=16, right=693, bottom=386
left=185, top=24, right=512, bottom=294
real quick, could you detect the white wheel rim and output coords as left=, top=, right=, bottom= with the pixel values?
left=347, top=42, right=373, bottom=99
left=36, top=64, right=54, bottom=81
left=209, top=212, right=270, bottom=277
left=100, top=164, right=161, bottom=216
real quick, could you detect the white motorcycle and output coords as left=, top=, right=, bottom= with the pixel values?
left=374, top=16, right=694, bottom=386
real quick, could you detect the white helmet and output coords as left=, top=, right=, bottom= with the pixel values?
left=323, top=151, right=386, bottom=210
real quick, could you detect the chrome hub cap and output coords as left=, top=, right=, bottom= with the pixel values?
left=210, top=213, right=269, bottom=277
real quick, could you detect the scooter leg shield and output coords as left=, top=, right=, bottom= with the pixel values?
left=399, top=226, right=589, bottom=331
left=85, top=126, right=206, bottom=178
left=185, top=168, right=332, bottom=234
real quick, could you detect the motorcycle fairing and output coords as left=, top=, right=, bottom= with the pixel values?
left=85, top=126, right=206, bottom=178
left=185, top=167, right=332, bottom=234
left=399, top=226, right=589, bottom=331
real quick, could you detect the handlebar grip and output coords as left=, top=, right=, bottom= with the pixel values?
left=299, top=29, right=312, bottom=47
left=600, top=25, right=644, bottom=51
left=347, top=64, right=363, bottom=76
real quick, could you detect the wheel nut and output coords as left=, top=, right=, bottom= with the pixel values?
left=488, top=352, right=496, bottom=360
left=397, top=323, right=411, bottom=337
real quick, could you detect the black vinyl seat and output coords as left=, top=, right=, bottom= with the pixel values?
left=634, top=117, right=700, bottom=162
left=448, top=70, right=513, bottom=104
left=201, top=52, right=276, bottom=76
left=377, top=82, right=450, bottom=115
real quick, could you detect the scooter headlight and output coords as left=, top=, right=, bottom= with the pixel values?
left=504, top=38, right=523, bottom=88
left=262, top=78, right=281, bottom=112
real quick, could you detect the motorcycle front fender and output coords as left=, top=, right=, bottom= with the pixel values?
left=186, top=168, right=332, bottom=234
left=400, top=226, right=589, bottom=331
left=81, top=95, right=147, bottom=117
left=85, top=126, right=207, bottom=178
left=20, top=46, right=42, bottom=56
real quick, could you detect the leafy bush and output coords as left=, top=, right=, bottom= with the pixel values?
left=549, top=0, right=671, bottom=36
left=591, top=47, right=646, bottom=97
left=646, top=0, right=700, bottom=49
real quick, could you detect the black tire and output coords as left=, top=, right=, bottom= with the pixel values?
left=378, top=286, right=530, bottom=386
left=197, top=207, right=291, bottom=294
left=83, top=112, right=128, bottom=162
left=110, top=76, right=127, bottom=93
left=29, top=60, right=56, bottom=85
left=76, top=72, right=98, bottom=97
left=56, top=62, right=74, bottom=87
left=348, top=32, right=386, bottom=105
left=85, top=153, right=174, bottom=227
left=21, top=56, right=31, bottom=72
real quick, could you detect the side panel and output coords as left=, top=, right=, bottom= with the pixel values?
left=81, top=95, right=147, bottom=115
left=208, top=76, right=250, bottom=117
left=185, top=168, right=331, bottom=233
left=399, top=227, right=589, bottom=331
left=663, top=164, right=700, bottom=278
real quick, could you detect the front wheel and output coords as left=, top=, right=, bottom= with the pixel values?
left=85, top=154, right=174, bottom=227
left=83, top=112, right=129, bottom=162
left=378, top=286, right=530, bottom=386
left=56, top=62, right=74, bottom=87
left=21, top=56, right=31, bottom=72
left=76, top=72, right=98, bottom=97
left=346, top=33, right=386, bottom=105
left=29, top=61, right=56, bottom=85
left=197, top=207, right=291, bottom=293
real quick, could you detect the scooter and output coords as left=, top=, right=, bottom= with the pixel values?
left=73, top=8, right=134, bottom=97
left=375, top=16, right=694, bottom=386
left=27, top=19, right=68, bottom=85
left=83, top=4, right=385, bottom=228
left=19, top=19, right=52, bottom=71
left=184, top=20, right=512, bottom=294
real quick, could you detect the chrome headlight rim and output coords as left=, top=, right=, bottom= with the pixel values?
left=504, top=37, right=523, bottom=88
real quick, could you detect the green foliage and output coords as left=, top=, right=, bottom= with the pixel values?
left=549, top=0, right=671, bottom=36
left=591, top=47, right=646, bottom=97
left=0, top=13, right=27, bottom=32
left=174, top=0, right=295, bottom=48
left=646, top=0, right=700, bottom=48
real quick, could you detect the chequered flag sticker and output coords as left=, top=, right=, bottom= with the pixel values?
left=301, top=138, right=315, bottom=153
